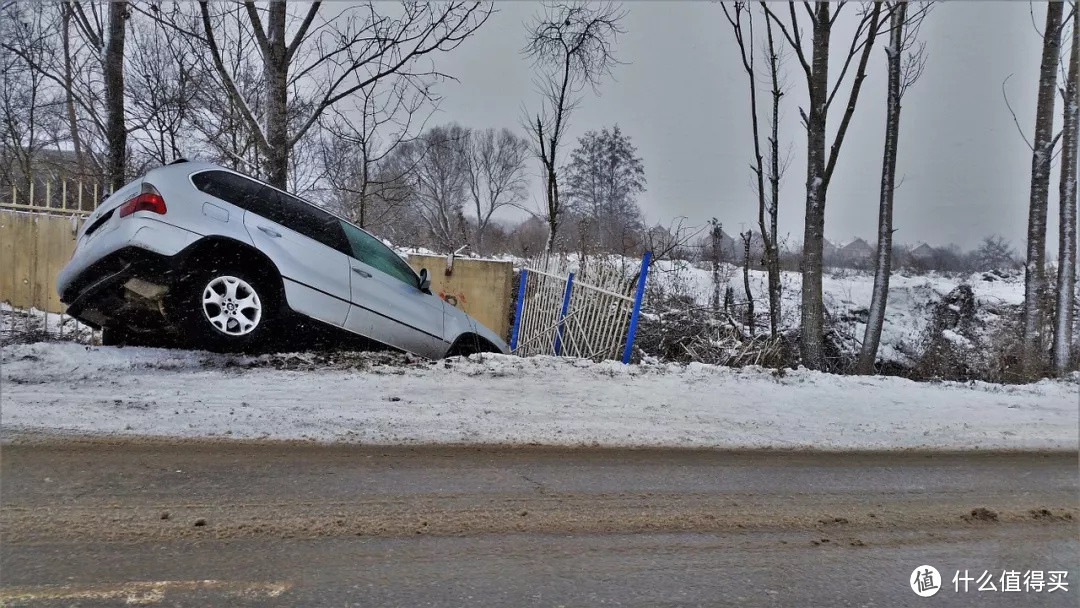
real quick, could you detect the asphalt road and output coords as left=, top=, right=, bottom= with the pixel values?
left=1, top=441, right=1077, bottom=607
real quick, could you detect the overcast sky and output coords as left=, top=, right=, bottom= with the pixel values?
left=426, top=1, right=1067, bottom=252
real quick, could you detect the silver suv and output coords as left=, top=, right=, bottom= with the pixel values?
left=57, top=160, right=508, bottom=357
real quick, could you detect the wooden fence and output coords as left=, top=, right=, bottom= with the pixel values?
left=1, top=181, right=97, bottom=343
left=1, top=181, right=93, bottom=314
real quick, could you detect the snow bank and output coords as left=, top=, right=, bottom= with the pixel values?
left=2, top=343, right=1075, bottom=451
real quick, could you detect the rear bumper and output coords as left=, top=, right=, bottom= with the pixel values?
left=57, top=215, right=199, bottom=304
left=57, top=215, right=200, bottom=328
left=60, top=247, right=177, bottom=327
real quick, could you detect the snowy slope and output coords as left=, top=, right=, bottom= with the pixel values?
left=2, top=342, right=1074, bottom=450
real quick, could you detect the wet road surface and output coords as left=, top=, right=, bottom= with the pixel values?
left=1, top=441, right=1076, bottom=606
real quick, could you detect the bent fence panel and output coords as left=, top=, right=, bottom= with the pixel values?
left=510, top=253, right=650, bottom=362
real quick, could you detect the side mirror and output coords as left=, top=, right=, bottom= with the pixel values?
left=418, top=267, right=431, bottom=292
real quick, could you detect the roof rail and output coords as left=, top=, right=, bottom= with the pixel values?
left=167, top=158, right=189, bottom=165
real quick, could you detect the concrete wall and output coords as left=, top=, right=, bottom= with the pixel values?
left=0, top=210, right=82, bottom=314
left=407, top=254, right=515, bottom=340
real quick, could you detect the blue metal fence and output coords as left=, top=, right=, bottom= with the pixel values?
left=509, top=252, right=651, bottom=362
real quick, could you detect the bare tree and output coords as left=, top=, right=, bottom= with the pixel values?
left=523, top=1, right=625, bottom=251
left=398, top=124, right=471, bottom=252
left=59, top=4, right=89, bottom=178
left=66, top=1, right=128, bottom=187
left=126, top=15, right=197, bottom=168
left=709, top=218, right=723, bottom=312
left=857, top=1, right=930, bottom=374
left=1021, top=1, right=1065, bottom=378
left=762, top=9, right=787, bottom=339
left=722, top=2, right=788, bottom=339
left=0, top=4, right=59, bottom=191
left=741, top=229, right=755, bottom=336
left=183, top=8, right=266, bottom=176
left=763, top=1, right=886, bottom=370
left=971, top=235, right=1017, bottom=270
left=142, top=1, right=490, bottom=189
left=1054, top=3, right=1079, bottom=376
left=464, top=128, right=530, bottom=255
left=318, top=75, right=432, bottom=229
left=102, top=1, right=127, bottom=190
left=1, top=3, right=121, bottom=185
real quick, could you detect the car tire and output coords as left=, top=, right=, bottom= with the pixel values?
left=446, top=334, right=498, bottom=358
left=174, top=265, right=278, bottom=353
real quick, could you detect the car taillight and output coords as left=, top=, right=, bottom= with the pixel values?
left=118, top=184, right=166, bottom=218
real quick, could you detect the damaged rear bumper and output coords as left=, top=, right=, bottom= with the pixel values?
left=60, top=247, right=177, bottom=329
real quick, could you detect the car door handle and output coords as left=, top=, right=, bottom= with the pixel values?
left=352, top=267, right=372, bottom=278
left=257, top=226, right=282, bottom=238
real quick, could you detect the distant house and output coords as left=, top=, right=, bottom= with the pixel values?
left=822, top=239, right=839, bottom=259
left=837, top=237, right=874, bottom=265
left=910, top=243, right=938, bottom=261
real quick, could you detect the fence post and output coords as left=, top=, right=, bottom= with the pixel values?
left=509, top=268, right=528, bottom=351
left=553, top=272, right=574, bottom=356
left=621, top=251, right=652, bottom=364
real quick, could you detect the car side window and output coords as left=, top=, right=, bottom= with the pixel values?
left=258, top=188, right=348, bottom=253
left=192, top=170, right=347, bottom=253
left=338, top=221, right=419, bottom=288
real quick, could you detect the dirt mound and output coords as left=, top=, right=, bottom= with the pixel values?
left=961, top=507, right=998, bottom=522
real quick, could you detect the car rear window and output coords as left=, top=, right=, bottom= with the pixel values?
left=191, top=170, right=263, bottom=210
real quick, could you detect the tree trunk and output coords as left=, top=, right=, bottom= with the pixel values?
left=264, top=2, right=289, bottom=189
left=1022, top=1, right=1064, bottom=378
left=545, top=164, right=560, bottom=251
left=1053, top=5, right=1079, bottom=376
left=764, top=15, right=783, bottom=340
left=800, top=2, right=831, bottom=370
left=743, top=231, right=755, bottom=336
left=61, top=6, right=88, bottom=180
left=711, top=219, right=722, bottom=312
left=858, top=2, right=907, bottom=375
left=359, top=153, right=369, bottom=228
left=103, top=1, right=127, bottom=192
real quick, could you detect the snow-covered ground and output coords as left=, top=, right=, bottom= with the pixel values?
left=2, top=342, right=1075, bottom=451
left=646, top=260, right=1027, bottom=365
left=454, top=251, right=1032, bottom=367
left=1, top=302, right=96, bottom=345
